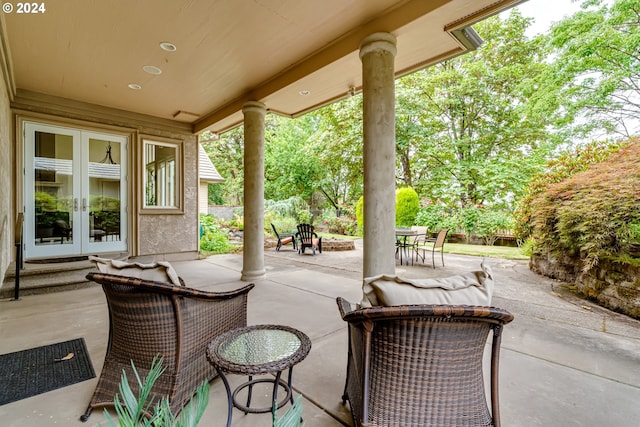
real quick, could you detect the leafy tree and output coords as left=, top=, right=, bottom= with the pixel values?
left=397, top=11, right=567, bottom=209
left=550, top=0, right=640, bottom=138
left=311, top=96, right=364, bottom=209
left=201, top=128, right=244, bottom=206
left=264, top=115, right=324, bottom=206
left=207, top=183, right=224, bottom=205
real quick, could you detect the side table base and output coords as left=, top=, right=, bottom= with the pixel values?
left=216, top=367, right=296, bottom=427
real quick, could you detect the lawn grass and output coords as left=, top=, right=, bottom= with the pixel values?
left=442, top=243, right=529, bottom=260
left=318, top=233, right=529, bottom=261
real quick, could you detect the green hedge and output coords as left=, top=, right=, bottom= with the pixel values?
left=395, top=187, right=419, bottom=227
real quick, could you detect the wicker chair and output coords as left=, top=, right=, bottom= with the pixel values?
left=80, top=272, right=254, bottom=421
left=337, top=298, right=514, bottom=427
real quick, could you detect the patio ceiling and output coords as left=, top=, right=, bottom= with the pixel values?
left=3, top=0, right=523, bottom=135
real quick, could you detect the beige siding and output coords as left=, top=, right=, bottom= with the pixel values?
left=199, top=183, right=209, bottom=215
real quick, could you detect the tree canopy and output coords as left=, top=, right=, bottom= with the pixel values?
left=397, top=11, right=565, bottom=208
left=203, top=0, right=638, bottom=221
left=550, top=0, right=640, bottom=138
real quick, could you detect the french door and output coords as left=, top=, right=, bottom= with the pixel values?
left=24, top=122, right=128, bottom=259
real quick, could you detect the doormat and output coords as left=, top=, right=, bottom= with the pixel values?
left=0, top=338, right=95, bottom=406
left=26, top=256, right=89, bottom=264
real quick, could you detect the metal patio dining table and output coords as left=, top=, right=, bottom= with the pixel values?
left=395, top=228, right=417, bottom=266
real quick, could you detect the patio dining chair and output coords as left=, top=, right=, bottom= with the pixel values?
left=271, top=223, right=297, bottom=251
left=407, top=225, right=428, bottom=265
left=80, top=272, right=254, bottom=421
left=296, top=223, right=322, bottom=255
left=337, top=298, right=513, bottom=427
left=415, top=227, right=450, bottom=268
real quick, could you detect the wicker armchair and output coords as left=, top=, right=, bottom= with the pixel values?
left=80, top=272, right=254, bottom=421
left=336, top=298, right=514, bottom=427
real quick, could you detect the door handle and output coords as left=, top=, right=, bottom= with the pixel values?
left=74, top=198, right=78, bottom=211
left=82, top=198, right=87, bottom=212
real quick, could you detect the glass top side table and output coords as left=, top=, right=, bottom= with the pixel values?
left=207, top=324, right=311, bottom=427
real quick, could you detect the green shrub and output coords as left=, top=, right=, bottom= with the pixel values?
left=325, top=216, right=357, bottom=236
left=297, top=209, right=312, bottom=224
left=228, top=214, right=244, bottom=231
left=355, top=196, right=364, bottom=236
left=416, top=201, right=446, bottom=231
left=459, top=206, right=480, bottom=242
left=475, top=209, right=515, bottom=246
left=415, top=201, right=464, bottom=236
left=519, top=237, right=535, bottom=257
left=199, top=214, right=232, bottom=254
left=265, top=197, right=308, bottom=218
left=34, top=191, right=57, bottom=211
left=395, top=187, right=419, bottom=227
left=268, top=216, right=297, bottom=236
left=625, top=222, right=640, bottom=244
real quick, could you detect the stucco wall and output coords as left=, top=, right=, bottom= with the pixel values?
left=0, top=62, right=10, bottom=283
left=208, top=205, right=241, bottom=221
left=137, top=132, right=199, bottom=259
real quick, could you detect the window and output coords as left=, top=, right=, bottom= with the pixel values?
left=142, top=139, right=182, bottom=212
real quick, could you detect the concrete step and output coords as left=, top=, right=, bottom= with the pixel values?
left=1, top=260, right=98, bottom=298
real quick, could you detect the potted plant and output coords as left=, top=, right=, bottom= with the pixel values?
left=102, top=356, right=209, bottom=427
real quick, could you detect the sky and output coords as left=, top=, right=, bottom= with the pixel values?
left=507, top=0, right=584, bottom=36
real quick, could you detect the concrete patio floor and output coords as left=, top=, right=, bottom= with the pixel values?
left=2, top=240, right=640, bottom=426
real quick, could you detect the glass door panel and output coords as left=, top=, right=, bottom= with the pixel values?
left=85, top=134, right=127, bottom=253
left=25, top=123, right=81, bottom=258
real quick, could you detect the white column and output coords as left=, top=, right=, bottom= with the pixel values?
left=241, top=101, right=267, bottom=281
left=360, top=32, right=397, bottom=278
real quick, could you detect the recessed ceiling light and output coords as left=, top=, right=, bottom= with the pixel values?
left=160, top=42, right=177, bottom=52
left=143, top=65, right=162, bottom=75
left=299, top=90, right=310, bottom=96
left=128, top=84, right=142, bottom=90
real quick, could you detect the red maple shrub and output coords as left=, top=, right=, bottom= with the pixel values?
left=520, top=138, right=640, bottom=271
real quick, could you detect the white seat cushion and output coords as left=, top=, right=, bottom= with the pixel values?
left=89, top=256, right=181, bottom=286
left=361, top=263, right=493, bottom=307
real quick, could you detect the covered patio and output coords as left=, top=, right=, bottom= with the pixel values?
left=2, top=243, right=640, bottom=426
left=1, top=0, right=525, bottom=285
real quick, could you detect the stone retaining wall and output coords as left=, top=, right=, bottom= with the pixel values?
left=208, top=205, right=241, bottom=221
left=321, top=238, right=355, bottom=251
left=531, top=252, right=640, bottom=319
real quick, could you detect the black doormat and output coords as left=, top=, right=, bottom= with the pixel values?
left=0, top=338, right=95, bottom=406
left=26, top=256, right=89, bottom=264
